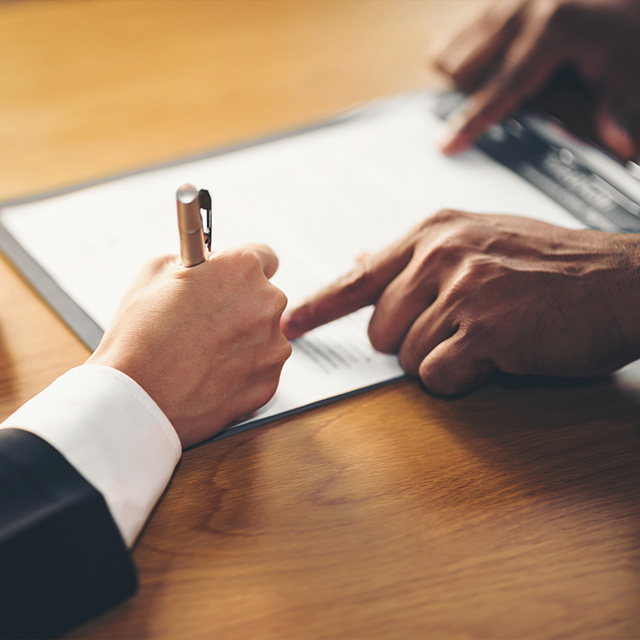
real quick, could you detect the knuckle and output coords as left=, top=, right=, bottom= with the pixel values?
left=423, top=209, right=478, bottom=237
left=253, top=384, right=276, bottom=410
left=247, top=369, right=282, bottom=409
left=426, top=208, right=461, bottom=226
left=338, top=263, right=374, bottom=299
left=280, top=338, right=293, bottom=362
left=262, top=284, right=288, bottom=319
left=264, top=332, right=292, bottom=368
left=457, top=317, right=487, bottom=346
left=230, top=248, right=261, bottom=277
left=442, top=263, right=492, bottom=313
left=424, top=241, right=459, bottom=268
left=273, top=287, right=288, bottom=315
left=415, top=236, right=465, bottom=276
left=455, top=255, right=487, bottom=286
left=262, top=374, right=282, bottom=403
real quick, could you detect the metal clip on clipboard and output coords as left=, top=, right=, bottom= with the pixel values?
left=435, top=92, right=640, bottom=234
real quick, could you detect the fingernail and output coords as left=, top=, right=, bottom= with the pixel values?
left=437, top=126, right=467, bottom=156
left=436, top=111, right=469, bottom=156
left=599, top=114, right=635, bottom=160
left=436, top=127, right=457, bottom=154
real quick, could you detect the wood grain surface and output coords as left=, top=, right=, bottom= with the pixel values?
left=2, top=1, right=640, bottom=638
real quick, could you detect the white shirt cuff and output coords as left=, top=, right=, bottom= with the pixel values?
left=0, top=364, right=181, bottom=547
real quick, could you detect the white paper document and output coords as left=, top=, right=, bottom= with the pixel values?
left=0, top=93, right=582, bottom=436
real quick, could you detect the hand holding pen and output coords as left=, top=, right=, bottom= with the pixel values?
left=88, top=185, right=291, bottom=448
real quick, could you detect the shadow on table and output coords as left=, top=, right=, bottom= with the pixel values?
left=420, top=361, right=640, bottom=513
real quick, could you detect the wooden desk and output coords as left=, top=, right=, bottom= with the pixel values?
left=2, top=1, right=640, bottom=637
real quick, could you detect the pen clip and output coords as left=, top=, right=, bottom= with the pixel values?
left=198, top=189, right=212, bottom=251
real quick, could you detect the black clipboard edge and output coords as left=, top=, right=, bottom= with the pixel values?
left=205, top=374, right=407, bottom=444
left=0, top=223, right=104, bottom=349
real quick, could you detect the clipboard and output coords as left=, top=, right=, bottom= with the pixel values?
left=1, top=91, right=639, bottom=440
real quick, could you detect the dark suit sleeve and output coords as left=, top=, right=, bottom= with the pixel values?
left=0, top=428, right=137, bottom=639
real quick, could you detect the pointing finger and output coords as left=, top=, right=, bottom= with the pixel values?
left=281, top=237, right=414, bottom=340
left=439, top=21, right=565, bottom=156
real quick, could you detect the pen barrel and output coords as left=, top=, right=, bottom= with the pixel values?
left=179, top=227, right=207, bottom=267
left=177, top=184, right=207, bottom=267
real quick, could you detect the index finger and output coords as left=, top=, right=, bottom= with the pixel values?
left=439, top=21, right=564, bottom=155
left=281, top=237, right=414, bottom=340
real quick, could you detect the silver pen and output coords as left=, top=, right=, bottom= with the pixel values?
left=176, top=184, right=211, bottom=267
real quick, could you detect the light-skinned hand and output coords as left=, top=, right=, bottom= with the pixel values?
left=435, top=0, right=640, bottom=160
left=281, top=210, right=640, bottom=394
left=88, top=244, right=291, bottom=448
